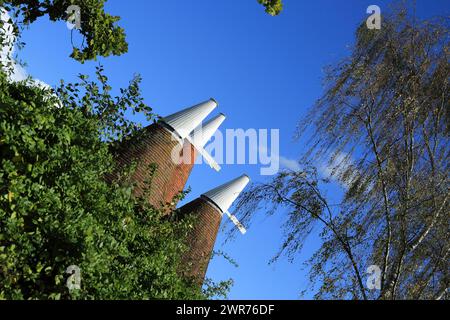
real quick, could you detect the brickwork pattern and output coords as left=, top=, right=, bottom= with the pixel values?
left=178, top=198, right=222, bottom=283
left=114, top=123, right=195, bottom=208
left=114, top=123, right=219, bottom=286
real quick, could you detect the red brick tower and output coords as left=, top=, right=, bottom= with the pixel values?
left=113, top=99, right=222, bottom=208
left=178, top=175, right=250, bottom=283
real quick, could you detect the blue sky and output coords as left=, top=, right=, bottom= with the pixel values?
left=12, top=0, right=449, bottom=299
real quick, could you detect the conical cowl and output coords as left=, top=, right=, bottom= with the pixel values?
left=161, top=98, right=217, bottom=140
left=202, top=175, right=250, bottom=214
left=190, top=113, right=225, bottom=148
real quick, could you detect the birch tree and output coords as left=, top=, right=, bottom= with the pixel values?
left=234, top=8, right=449, bottom=300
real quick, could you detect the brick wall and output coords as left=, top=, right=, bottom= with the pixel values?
left=178, top=197, right=222, bottom=284
left=114, top=123, right=196, bottom=209
left=114, top=123, right=219, bottom=285
left=167, top=140, right=196, bottom=205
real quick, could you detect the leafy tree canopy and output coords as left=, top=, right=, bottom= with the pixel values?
left=1, top=0, right=128, bottom=63
left=0, top=66, right=231, bottom=299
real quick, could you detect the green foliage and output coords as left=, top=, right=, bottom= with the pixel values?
left=0, top=68, right=230, bottom=299
left=56, top=65, right=153, bottom=144
left=257, top=0, right=283, bottom=16
left=0, top=0, right=241, bottom=300
left=1, top=0, right=128, bottom=63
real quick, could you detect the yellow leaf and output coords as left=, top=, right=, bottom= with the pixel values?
left=8, top=191, right=14, bottom=202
